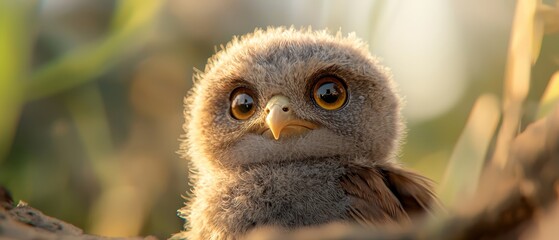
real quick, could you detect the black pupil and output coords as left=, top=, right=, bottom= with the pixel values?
left=234, top=94, right=254, bottom=113
left=317, top=82, right=340, bottom=104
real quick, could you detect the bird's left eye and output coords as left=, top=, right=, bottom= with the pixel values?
left=312, top=76, right=347, bottom=110
left=230, top=87, right=257, bottom=120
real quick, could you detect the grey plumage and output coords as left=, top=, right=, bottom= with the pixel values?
left=176, top=27, right=437, bottom=240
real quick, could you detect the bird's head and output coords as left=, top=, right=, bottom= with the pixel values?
left=182, top=27, right=403, bottom=171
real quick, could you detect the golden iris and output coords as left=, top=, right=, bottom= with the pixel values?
left=312, top=76, right=347, bottom=110
left=230, top=88, right=256, bottom=120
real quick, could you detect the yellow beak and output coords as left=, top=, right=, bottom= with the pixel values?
left=264, top=95, right=316, bottom=140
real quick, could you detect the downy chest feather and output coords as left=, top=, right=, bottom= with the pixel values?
left=201, top=160, right=350, bottom=234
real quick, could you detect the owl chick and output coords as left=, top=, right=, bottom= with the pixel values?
left=177, top=27, right=438, bottom=240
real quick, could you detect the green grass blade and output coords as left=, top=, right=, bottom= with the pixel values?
left=0, top=1, right=33, bottom=163
left=438, top=94, right=501, bottom=206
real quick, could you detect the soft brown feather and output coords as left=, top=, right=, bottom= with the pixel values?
left=341, top=164, right=438, bottom=226
left=179, top=27, right=436, bottom=239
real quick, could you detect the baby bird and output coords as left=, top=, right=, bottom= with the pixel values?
left=176, top=27, right=437, bottom=240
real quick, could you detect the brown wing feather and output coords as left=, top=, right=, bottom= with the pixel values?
left=340, top=164, right=438, bottom=226
left=379, top=165, right=439, bottom=217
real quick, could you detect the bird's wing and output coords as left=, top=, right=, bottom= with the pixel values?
left=340, top=164, right=438, bottom=225
left=379, top=165, right=439, bottom=216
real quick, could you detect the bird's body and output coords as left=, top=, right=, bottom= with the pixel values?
left=177, top=27, right=438, bottom=240
left=186, top=159, right=347, bottom=239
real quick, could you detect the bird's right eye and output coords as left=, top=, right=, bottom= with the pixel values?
left=230, top=87, right=257, bottom=120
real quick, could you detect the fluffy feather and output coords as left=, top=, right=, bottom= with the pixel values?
left=341, top=164, right=437, bottom=226
left=177, top=27, right=437, bottom=240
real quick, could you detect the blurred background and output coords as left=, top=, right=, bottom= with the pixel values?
left=0, top=0, right=558, bottom=239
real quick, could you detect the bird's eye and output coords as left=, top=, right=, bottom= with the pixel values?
left=312, top=76, right=347, bottom=110
left=230, top=87, right=257, bottom=120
